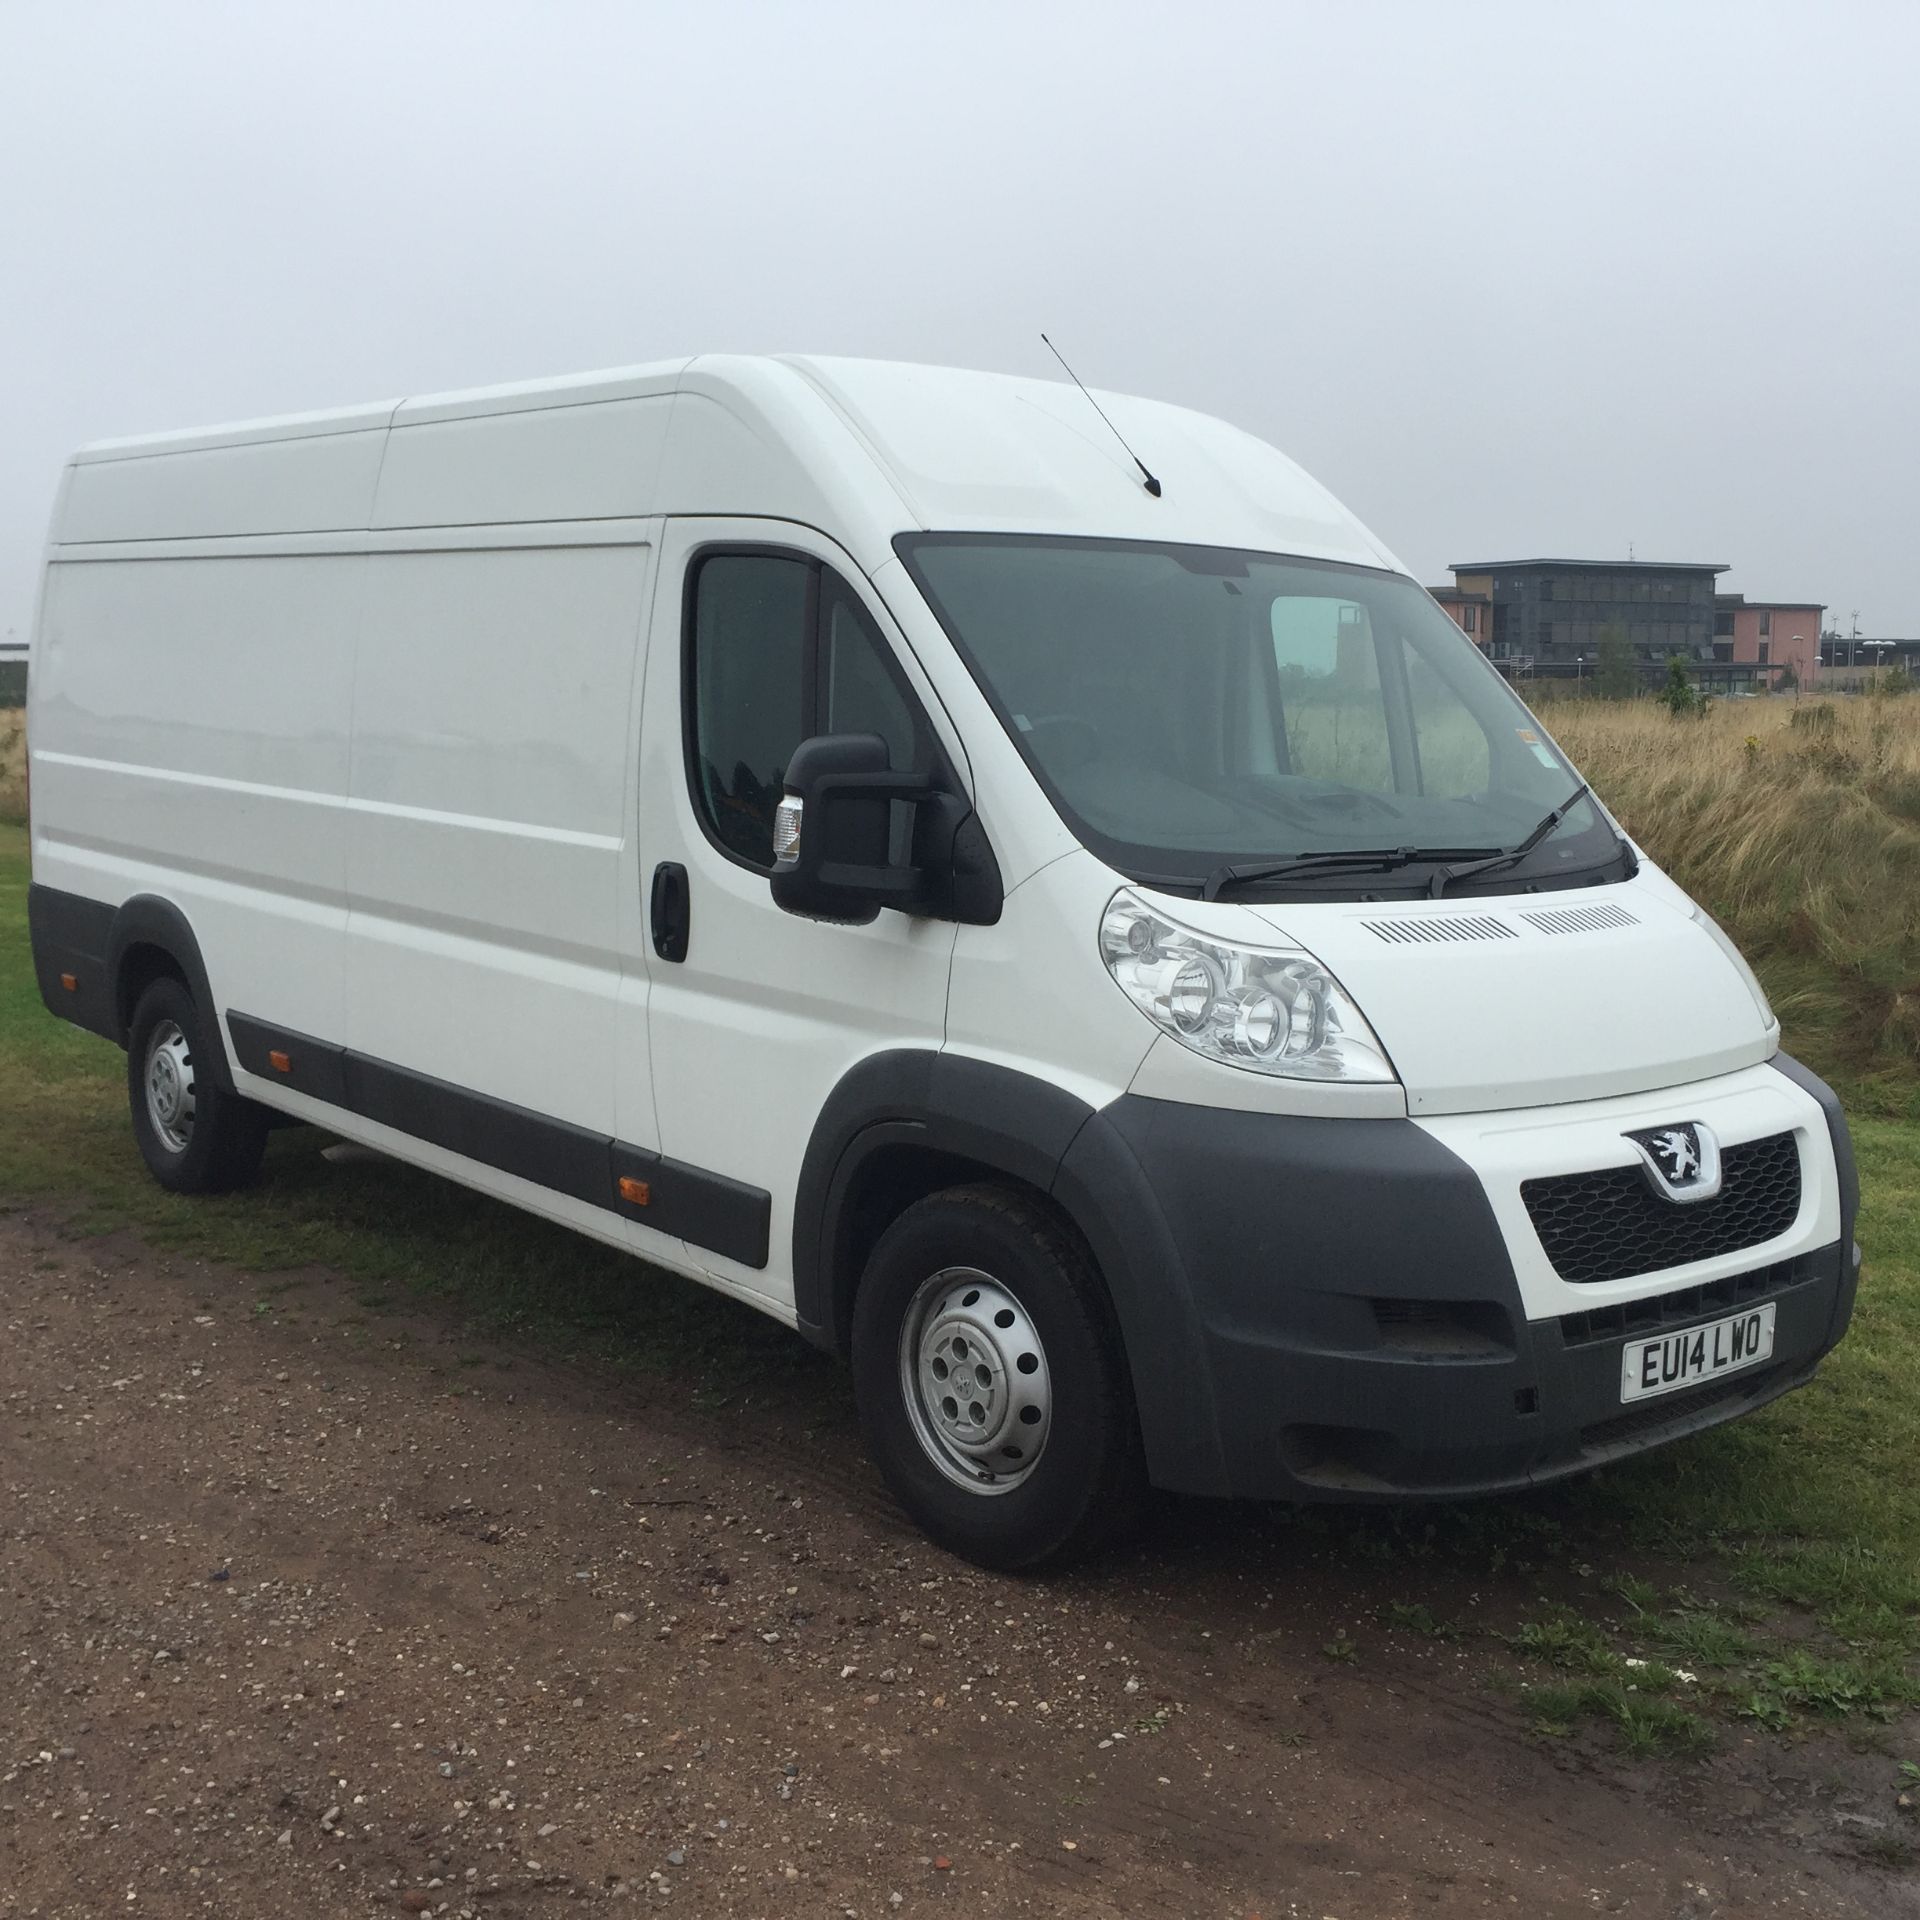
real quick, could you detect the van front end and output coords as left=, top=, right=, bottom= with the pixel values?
left=1033, top=853, right=1860, bottom=1506
left=1071, top=1047, right=1857, bottom=1504
left=896, top=526, right=1864, bottom=1522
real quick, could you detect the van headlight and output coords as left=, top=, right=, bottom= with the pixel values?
left=1099, top=888, right=1395, bottom=1082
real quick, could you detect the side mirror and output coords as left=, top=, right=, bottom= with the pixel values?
left=769, top=734, right=1002, bottom=927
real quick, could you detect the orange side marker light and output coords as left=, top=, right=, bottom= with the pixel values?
left=618, top=1176, right=651, bottom=1206
left=59, top=972, right=78, bottom=992
left=268, top=1049, right=292, bottom=1074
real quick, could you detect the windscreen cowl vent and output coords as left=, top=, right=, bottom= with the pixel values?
left=1519, top=903, right=1640, bottom=935
left=1361, top=913, right=1517, bottom=946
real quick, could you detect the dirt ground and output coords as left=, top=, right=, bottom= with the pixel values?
left=1, top=1211, right=1911, bottom=1920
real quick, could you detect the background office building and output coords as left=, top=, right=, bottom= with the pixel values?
left=1439, top=559, right=1724, bottom=671
left=1434, top=560, right=1824, bottom=688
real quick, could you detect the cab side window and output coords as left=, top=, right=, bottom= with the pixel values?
left=689, top=554, right=813, bottom=868
left=823, top=575, right=921, bottom=761
left=687, top=551, right=930, bottom=870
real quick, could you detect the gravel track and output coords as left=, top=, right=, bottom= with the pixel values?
left=0, top=1212, right=1905, bottom=1918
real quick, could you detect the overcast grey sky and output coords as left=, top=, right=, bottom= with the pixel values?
left=2, top=0, right=1915, bottom=640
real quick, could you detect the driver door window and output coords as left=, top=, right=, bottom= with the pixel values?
left=687, top=550, right=928, bottom=870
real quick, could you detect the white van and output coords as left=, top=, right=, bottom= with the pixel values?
left=27, top=355, right=1859, bottom=1568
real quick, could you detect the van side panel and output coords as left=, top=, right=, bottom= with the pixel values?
left=343, top=536, right=654, bottom=1146
left=31, top=548, right=362, bottom=1047
left=61, top=430, right=389, bottom=542
left=373, top=399, right=673, bottom=529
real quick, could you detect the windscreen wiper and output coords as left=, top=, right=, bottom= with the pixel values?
left=1429, top=782, right=1593, bottom=897
left=1202, top=846, right=1501, bottom=902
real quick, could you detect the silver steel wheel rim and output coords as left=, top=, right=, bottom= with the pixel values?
left=898, top=1266, right=1053, bottom=1495
left=144, top=1018, right=196, bottom=1153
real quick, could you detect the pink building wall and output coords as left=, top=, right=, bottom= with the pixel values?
left=1730, top=605, right=1822, bottom=687
left=1432, top=592, right=1490, bottom=646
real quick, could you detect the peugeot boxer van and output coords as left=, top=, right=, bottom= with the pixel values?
left=26, top=356, right=1859, bottom=1569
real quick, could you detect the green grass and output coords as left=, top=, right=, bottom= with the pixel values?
left=4, top=822, right=1919, bottom=1757
left=1509, top=1604, right=1630, bottom=1677
left=1503, top=1589, right=1917, bottom=1750
left=1526, top=1677, right=1718, bottom=1758
left=1634, top=1607, right=1762, bottom=1672
left=1379, top=1600, right=1465, bottom=1641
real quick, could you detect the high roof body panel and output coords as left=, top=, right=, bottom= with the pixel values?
left=73, top=399, right=405, bottom=462
left=53, top=355, right=1404, bottom=575
left=773, top=355, right=1401, bottom=573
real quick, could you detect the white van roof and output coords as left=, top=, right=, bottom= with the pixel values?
left=63, top=355, right=1401, bottom=575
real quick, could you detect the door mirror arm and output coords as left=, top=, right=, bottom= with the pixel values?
left=770, top=734, right=1002, bottom=927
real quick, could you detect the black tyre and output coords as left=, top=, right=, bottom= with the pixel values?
left=851, top=1183, right=1144, bottom=1572
left=126, top=977, right=270, bottom=1194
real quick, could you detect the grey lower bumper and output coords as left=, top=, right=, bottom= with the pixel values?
left=1207, top=1240, right=1854, bottom=1501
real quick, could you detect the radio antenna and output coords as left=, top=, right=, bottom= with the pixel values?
left=1040, top=333, right=1162, bottom=497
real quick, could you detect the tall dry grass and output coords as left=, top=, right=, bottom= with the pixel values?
left=1544, top=695, right=1920, bottom=1107
left=0, top=710, right=23, bottom=826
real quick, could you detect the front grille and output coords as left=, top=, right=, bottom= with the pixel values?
left=1557, top=1256, right=1808, bottom=1348
left=1524, top=1131, right=1801, bottom=1285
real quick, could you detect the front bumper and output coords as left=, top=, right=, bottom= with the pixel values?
left=1062, top=1052, right=1859, bottom=1502
left=1204, top=1240, right=1855, bottom=1499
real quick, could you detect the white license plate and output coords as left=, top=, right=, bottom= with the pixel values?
left=1620, top=1303, right=1776, bottom=1403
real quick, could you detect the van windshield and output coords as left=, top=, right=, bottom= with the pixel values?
left=896, top=534, right=1627, bottom=896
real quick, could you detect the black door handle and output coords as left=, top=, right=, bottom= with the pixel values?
left=649, top=861, right=690, bottom=963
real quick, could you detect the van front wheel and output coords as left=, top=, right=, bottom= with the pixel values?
left=126, top=978, right=270, bottom=1193
left=851, top=1185, right=1143, bottom=1571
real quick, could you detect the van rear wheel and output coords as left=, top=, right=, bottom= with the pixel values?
left=851, top=1184, right=1143, bottom=1571
left=126, top=978, right=269, bottom=1193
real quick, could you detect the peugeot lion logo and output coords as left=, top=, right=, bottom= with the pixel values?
left=1650, top=1129, right=1699, bottom=1180
left=1623, top=1121, right=1723, bottom=1205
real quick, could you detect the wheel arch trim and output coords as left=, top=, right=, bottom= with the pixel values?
left=106, top=894, right=236, bottom=1090
left=27, top=881, right=237, bottom=1091
left=793, top=1049, right=1231, bottom=1496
